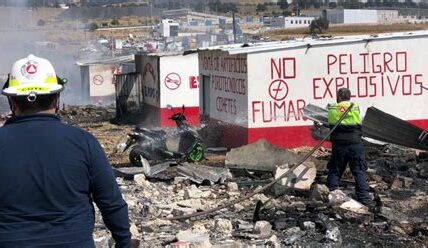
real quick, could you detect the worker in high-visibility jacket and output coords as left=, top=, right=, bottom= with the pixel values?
left=327, top=88, right=372, bottom=206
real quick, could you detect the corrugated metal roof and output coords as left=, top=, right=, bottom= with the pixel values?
left=147, top=51, right=185, bottom=57
left=362, top=107, right=428, bottom=150
left=194, top=30, right=428, bottom=55
left=76, top=55, right=134, bottom=66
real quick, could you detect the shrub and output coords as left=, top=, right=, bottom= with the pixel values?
left=309, top=17, right=329, bottom=35
left=111, top=19, right=120, bottom=25
left=87, top=22, right=99, bottom=31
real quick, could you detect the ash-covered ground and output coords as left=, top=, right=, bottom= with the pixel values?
left=4, top=105, right=426, bottom=248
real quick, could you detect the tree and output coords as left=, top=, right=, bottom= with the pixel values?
left=208, top=0, right=238, bottom=13
left=419, top=2, right=428, bottom=8
left=343, top=0, right=361, bottom=8
left=223, top=3, right=238, bottom=13
left=404, top=0, right=416, bottom=7
left=365, top=0, right=375, bottom=7
left=311, top=0, right=321, bottom=8
left=278, top=0, right=289, bottom=10
left=168, top=1, right=181, bottom=10
left=293, top=0, right=310, bottom=9
left=309, top=17, right=329, bottom=35
left=193, top=2, right=204, bottom=12
left=208, top=0, right=221, bottom=12
left=111, top=19, right=120, bottom=26
left=328, top=2, right=337, bottom=8
left=256, top=3, right=267, bottom=12
left=86, top=22, right=99, bottom=32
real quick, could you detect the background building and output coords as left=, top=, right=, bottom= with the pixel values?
left=159, top=19, right=180, bottom=38
left=270, top=16, right=316, bottom=29
left=325, top=9, right=399, bottom=24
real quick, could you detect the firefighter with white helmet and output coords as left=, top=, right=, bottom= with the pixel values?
left=0, top=55, right=132, bottom=247
left=3, top=54, right=65, bottom=97
left=2, top=54, right=67, bottom=115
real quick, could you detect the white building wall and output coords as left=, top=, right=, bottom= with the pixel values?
left=89, top=64, right=120, bottom=97
left=159, top=53, right=200, bottom=108
left=377, top=10, right=399, bottom=23
left=271, top=17, right=315, bottom=28
left=159, top=19, right=179, bottom=37
left=343, top=9, right=378, bottom=24
left=326, top=9, right=344, bottom=24
left=138, top=56, right=160, bottom=107
left=246, top=35, right=428, bottom=129
left=284, top=17, right=315, bottom=28
left=199, top=51, right=248, bottom=127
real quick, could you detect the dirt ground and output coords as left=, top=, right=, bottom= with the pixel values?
left=263, top=23, right=428, bottom=40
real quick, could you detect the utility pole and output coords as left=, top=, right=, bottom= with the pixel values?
left=150, top=0, right=153, bottom=25
left=232, top=11, right=236, bottom=43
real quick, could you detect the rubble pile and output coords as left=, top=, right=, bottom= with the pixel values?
left=84, top=125, right=428, bottom=247
left=24, top=108, right=424, bottom=247
left=59, top=104, right=116, bottom=124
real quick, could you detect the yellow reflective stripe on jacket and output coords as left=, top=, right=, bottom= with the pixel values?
left=327, top=101, right=362, bottom=125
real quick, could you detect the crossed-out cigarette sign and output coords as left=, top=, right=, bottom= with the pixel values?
left=164, top=73, right=181, bottom=90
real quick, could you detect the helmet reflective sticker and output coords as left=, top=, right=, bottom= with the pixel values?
left=21, top=61, right=39, bottom=79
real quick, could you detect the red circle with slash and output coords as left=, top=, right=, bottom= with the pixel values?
left=164, top=73, right=181, bottom=90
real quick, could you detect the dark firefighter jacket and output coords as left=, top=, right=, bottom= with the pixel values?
left=0, top=114, right=131, bottom=247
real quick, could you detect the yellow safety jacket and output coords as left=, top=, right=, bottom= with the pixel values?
left=327, top=101, right=363, bottom=144
left=328, top=101, right=362, bottom=125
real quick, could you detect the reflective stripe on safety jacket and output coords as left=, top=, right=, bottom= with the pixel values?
left=328, top=101, right=362, bottom=125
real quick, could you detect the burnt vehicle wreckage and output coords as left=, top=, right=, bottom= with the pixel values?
left=122, top=105, right=204, bottom=170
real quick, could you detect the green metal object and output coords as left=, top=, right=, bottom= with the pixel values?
left=187, top=143, right=204, bottom=162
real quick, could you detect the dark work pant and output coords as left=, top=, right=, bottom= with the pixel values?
left=327, top=143, right=371, bottom=204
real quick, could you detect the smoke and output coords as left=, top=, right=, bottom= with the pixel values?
left=0, top=1, right=83, bottom=112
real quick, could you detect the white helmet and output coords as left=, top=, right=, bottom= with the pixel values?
left=2, top=54, right=65, bottom=97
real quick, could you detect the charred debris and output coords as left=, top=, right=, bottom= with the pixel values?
left=1, top=105, right=426, bottom=247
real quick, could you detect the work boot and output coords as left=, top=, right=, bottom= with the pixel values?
left=359, top=199, right=376, bottom=212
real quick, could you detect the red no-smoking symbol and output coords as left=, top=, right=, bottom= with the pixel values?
left=93, top=75, right=104, bottom=85
left=269, top=79, right=289, bottom=101
left=164, top=73, right=181, bottom=90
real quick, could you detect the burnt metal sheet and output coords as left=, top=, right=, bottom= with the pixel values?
left=362, top=107, right=428, bottom=150
left=113, top=167, right=146, bottom=180
left=145, top=162, right=173, bottom=177
left=113, top=162, right=172, bottom=179
left=177, top=163, right=230, bottom=184
left=303, top=104, right=329, bottom=125
left=303, top=104, right=428, bottom=150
